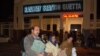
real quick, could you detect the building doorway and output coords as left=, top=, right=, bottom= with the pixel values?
left=70, top=24, right=81, bottom=32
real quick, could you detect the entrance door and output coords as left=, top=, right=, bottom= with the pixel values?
left=70, top=24, right=81, bottom=32
left=70, top=24, right=81, bottom=44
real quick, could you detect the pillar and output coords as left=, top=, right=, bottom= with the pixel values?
left=39, top=15, right=43, bottom=30
left=14, top=3, right=18, bottom=30
left=59, top=14, right=64, bottom=44
left=83, top=0, right=92, bottom=47
left=13, top=0, right=24, bottom=43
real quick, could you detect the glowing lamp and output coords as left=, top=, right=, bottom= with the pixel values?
left=63, top=14, right=79, bottom=18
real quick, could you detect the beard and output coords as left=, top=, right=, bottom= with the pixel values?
left=34, top=33, right=39, bottom=36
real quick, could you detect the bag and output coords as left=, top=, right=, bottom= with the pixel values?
left=31, top=39, right=45, bottom=53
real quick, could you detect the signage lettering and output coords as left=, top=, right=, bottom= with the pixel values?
left=63, top=3, right=82, bottom=11
left=23, top=1, right=83, bottom=14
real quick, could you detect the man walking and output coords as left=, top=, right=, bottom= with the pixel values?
left=24, top=26, right=44, bottom=56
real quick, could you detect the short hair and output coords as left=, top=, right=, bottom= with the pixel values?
left=30, top=26, right=34, bottom=30
left=28, top=26, right=39, bottom=33
left=30, top=26, right=39, bottom=30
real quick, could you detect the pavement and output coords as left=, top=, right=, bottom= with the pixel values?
left=0, top=43, right=21, bottom=56
left=0, top=43, right=100, bottom=56
left=76, top=47, right=100, bottom=56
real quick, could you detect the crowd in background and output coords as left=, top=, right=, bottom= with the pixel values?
left=21, top=26, right=96, bottom=56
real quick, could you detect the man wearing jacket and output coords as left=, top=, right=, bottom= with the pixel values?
left=24, top=26, right=44, bottom=56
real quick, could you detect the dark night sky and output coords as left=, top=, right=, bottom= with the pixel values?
left=0, top=0, right=13, bottom=21
left=97, top=0, right=100, bottom=19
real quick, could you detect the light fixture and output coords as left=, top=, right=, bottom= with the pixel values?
left=63, top=14, right=79, bottom=18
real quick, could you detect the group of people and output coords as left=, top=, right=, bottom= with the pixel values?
left=22, top=26, right=77, bottom=56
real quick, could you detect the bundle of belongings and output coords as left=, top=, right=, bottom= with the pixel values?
left=31, top=39, right=45, bottom=53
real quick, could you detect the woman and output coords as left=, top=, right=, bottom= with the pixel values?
left=45, top=34, right=60, bottom=56
left=59, top=36, right=77, bottom=56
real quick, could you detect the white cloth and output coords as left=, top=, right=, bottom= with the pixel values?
left=72, top=47, right=77, bottom=56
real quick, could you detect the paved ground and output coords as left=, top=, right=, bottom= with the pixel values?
left=0, top=43, right=21, bottom=56
left=0, top=43, right=100, bottom=56
left=77, top=47, right=100, bottom=56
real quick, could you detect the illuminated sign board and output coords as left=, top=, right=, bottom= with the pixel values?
left=42, top=4, right=61, bottom=12
left=24, top=5, right=41, bottom=13
left=23, top=1, right=83, bottom=14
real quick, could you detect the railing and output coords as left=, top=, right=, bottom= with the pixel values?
left=0, top=22, right=13, bottom=38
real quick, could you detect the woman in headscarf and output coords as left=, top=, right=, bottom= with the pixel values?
left=59, top=35, right=77, bottom=56
left=45, top=34, right=60, bottom=56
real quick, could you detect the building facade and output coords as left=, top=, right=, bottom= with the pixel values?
left=13, top=0, right=99, bottom=43
left=14, top=0, right=97, bottom=32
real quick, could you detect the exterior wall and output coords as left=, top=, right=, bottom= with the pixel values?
left=14, top=0, right=24, bottom=30
left=30, top=15, right=60, bottom=31
left=63, top=18, right=83, bottom=32
left=30, top=14, right=83, bottom=32
left=82, top=0, right=97, bottom=37
left=14, top=0, right=97, bottom=30
left=83, top=0, right=90, bottom=30
left=38, top=18, right=60, bottom=31
left=31, top=19, right=40, bottom=27
left=13, top=0, right=100, bottom=44
left=83, top=0, right=97, bottom=30
left=14, top=0, right=97, bottom=32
